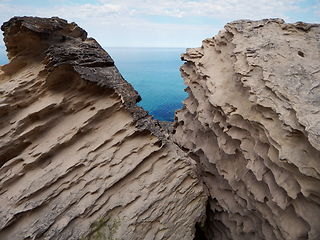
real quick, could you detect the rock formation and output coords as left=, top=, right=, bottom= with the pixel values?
left=1, top=16, right=320, bottom=240
left=173, top=19, right=320, bottom=240
left=0, top=17, right=207, bottom=240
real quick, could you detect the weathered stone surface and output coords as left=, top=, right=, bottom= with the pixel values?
left=173, top=19, right=320, bottom=240
left=2, top=16, right=320, bottom=240
left=0, top=17, right=207, bottom=240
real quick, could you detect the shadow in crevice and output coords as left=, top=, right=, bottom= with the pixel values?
left=193, top=197, right=211, bottom=240
left=194, top=197, right=221, bottom=240
left=194, top=222, right=209, bottom=240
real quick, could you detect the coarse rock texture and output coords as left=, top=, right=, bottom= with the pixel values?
left=0, top=17, right=207, bottom=240
left=173, top=18, right=320, bottom=240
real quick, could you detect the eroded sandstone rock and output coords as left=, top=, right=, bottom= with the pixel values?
left=173, top=19, right=320, bottom=240
left=2, top=16, right=320, bottom=240
left=0, top=17, right=207, bottom=240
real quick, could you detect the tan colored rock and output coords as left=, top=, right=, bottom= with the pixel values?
left=173, top=19, right=320, bottom=240
left=0, top=17, right=207, bottom=240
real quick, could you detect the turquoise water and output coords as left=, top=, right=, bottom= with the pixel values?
left=0, top=46, right=187, bottom=121
left=0, top=46, right=8, bottom=65
left=106, top=47, right=187, bottom=122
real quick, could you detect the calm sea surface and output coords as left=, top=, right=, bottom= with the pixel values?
left=106, top=47, right=187, bottom=121
left=0, top=46, right=8, bottom=65
left=0, top=46, right=187, bottom=121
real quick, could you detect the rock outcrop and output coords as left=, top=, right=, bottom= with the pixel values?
left=0, top=17, right=207, bottom=240
left=173, top=19, right=320, bottom=240
left=1, top=16, right=320, bottom=240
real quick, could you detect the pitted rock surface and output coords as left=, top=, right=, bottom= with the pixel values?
left=173, top=18, right=320, bottom=240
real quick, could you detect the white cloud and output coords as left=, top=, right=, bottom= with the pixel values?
left=96, top=0, right=305, bottom=20
left=0, top=0, right=318, bottom=47
left=313, top=3, right=320, bottom=18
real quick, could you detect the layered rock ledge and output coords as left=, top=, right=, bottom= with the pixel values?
left=0, top=17, right=207, bottom=239
left=173, top=19, right=320, bottom=240
left=1, top=16, right=320, bottom=240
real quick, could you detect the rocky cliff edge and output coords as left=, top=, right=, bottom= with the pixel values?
left=0, top=17, right=207, bottom=240
left=174, top=18, right=320, bottom=240
left=1, top=16, right=320, bottom=240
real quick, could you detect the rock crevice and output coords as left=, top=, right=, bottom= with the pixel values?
left=1, top=16, right=320, bottom=240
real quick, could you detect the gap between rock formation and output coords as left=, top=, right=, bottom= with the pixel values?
left=1, top=16, right=320, bottom=240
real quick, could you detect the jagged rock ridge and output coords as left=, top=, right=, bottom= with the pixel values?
left=173, top=19, right=320, bottom=240
left=1, top=16, right=320, bottom=240
left=0, top=17, right=207, bottom=240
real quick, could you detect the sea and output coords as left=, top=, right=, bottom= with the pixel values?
left=0, top=46, right=188, bottom=122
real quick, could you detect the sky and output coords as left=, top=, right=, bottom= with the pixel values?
left=0, top=0, right=319, bottom=48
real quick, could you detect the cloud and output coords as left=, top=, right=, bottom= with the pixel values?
left=0, top=1, right=314, bottom=26
left=96, top=0, right=306, bottom=20
left=313, top=3, right=320, bottom=19
left=0, top=0, right=318, bottom=47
